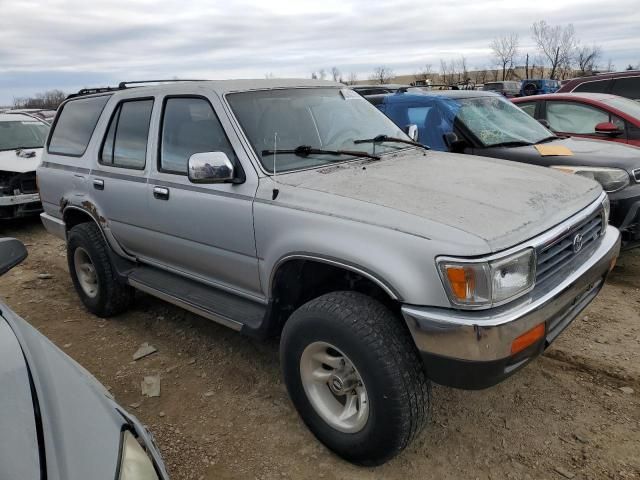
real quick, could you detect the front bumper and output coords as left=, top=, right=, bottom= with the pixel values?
left=0, top=193, right=42, bottom=219
left=402, top=225, right=621, bottom=389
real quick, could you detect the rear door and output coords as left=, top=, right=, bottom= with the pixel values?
left=88, top=97, right=155, bottom=257
left=143, top=93, right=262, bottom=299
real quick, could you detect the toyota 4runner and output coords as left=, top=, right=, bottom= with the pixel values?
left=37, top=79, right=620, bottom=465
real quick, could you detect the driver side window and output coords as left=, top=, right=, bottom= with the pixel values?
left=159, top=97, right=237, bottom=174
left=546, top=102, right=609, bottom=134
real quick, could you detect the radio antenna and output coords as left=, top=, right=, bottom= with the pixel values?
left=272, top=132, right=280, bottom=200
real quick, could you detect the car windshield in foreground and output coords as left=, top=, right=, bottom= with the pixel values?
left=602, top=96, right=640, bottom=119
left=453, top=96, right=553, bottom=147
left=226, top=88, right=408, bottom=173
left=0, top=120, right=49, bottom=151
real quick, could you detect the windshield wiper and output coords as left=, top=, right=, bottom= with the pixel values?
left=487, top=140, right=533, bottom=148
left=535, top=135, right=559, bottom=144
left=261, top=145, right=380, bottom=161
left=354, top=134, right=429, bottom=150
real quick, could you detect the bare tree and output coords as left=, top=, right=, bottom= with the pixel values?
left=13, top=89, right=67, bottom=109
left=369, top=66, right=394, bottom=84
left=458, top=56, right=469, bottom=83
left=310, top=72, right=318, bottom=79
left=414, top=64, right=433, bottom=83
left=575, top=45, right=601, bottom=75
left=345, top=72, right=358, bottom=85
left=605, top=59, right=615, bottom=72
left=491, top=33, right=519, bottom=81
left=331, top=67, right=341, bottom=82
left=531, top=20, right=577, bottom=79
left=264, top=72, right=275, bottom=79
left=318, top=69, right=327, bottom=80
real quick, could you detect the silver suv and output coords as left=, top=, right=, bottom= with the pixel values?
left=37, top=79, right=620, bottom=465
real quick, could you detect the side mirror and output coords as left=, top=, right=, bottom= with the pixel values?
left=404, top=124, right=419, bottom=142
left=538, top=119, right=551, bottom=129
left=188, top=152, right=235, bottom=184
left=595, top=122, right=623, bottom=136
left=443, top=132, right=467, bottom=153
left=0, top=238, right=27, bottom=276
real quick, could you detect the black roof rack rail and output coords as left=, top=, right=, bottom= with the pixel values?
left=66, top=79, right=208, bottom=100
left=117, top=79, right=207, bottom=89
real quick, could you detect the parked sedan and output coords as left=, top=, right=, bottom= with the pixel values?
left=0, top=237, right=168, bottom=480
left=513, top=93, right=640, bottom=147
left=366, top=90, right=640, bottom=244
left=0, top=112, right=48, bottom=219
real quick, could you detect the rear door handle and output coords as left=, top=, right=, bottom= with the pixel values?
left=153, top=186, right=170, bottom=200
left=93, top=179, right=104, bottom=190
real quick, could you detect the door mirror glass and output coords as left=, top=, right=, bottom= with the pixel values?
left=188, top=152, right=235, bottom=184
left=595, top=121, right=622, bottom=136
left=0, top=238, right=27, bottom=276
left=404, top=124, right=419, bottom=141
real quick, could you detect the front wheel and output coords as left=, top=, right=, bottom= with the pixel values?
left=280, top=291, right=430, bottom=465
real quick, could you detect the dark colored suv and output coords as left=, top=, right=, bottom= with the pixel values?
left=557, top=71, right=640, bottom=101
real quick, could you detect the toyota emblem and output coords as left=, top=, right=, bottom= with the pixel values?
left=572, top=233, right=584, bottom=253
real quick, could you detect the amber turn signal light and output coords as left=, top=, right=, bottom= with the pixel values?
left=511, top=323, right=545, bottom=355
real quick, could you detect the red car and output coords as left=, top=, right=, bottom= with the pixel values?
left=513, top=93, right=640, bottom=147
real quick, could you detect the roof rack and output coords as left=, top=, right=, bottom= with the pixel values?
left=67, top=79, right=208, bottom=99
left=117, top=79, right=207, bottom=89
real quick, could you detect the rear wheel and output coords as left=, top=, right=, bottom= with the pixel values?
left=280, top=291, right=430, bottom=465
left=67, top=222, right=134, bottom=317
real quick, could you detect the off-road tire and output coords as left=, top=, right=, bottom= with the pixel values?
left=280, top=291, right=430, bottom=465
left=67, top=222, right=133, bottom=317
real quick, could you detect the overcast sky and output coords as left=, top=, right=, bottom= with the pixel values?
left=1, top=0, right=639, bottom=105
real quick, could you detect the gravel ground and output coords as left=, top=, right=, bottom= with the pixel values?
left=1, top=217, right=639, bottom=480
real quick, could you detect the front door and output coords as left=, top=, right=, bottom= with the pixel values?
left=143, top=94, right=262, bottom=300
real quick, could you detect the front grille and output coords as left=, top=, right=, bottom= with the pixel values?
left=633, top=168, right=640, bottom=183
left=535, top=209, right=603, bottom=284
left=4, top=171, right=38, bottom=194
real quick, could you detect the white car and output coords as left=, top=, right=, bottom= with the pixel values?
left=0, top=112, right=48, bottom=219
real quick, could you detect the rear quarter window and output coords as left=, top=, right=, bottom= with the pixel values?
left=611, top=77, right=640, bottom=100
left=48, top=95, right=110, bottom=156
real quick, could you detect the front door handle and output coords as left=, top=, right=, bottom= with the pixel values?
left=93, top=179, right=104, bottom=190
left=153, top=186, right=170, bottom=200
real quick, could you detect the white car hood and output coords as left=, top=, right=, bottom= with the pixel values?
left=0, top=148, right=42, bottom=173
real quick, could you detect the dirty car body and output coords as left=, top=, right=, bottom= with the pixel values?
left=37, top=79, right=620, bottom=464
left=0, top=113, right=48, bottom=219
left=0, top=238, right=168, bottom=480
left=369, top=90, right=640, bottom=244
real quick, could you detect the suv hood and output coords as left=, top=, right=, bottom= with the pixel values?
left=0, top=148, right=42, bottom=173
left=481, top=137, right=640, bottom=173
left=271, top=149, right=602, bottom=252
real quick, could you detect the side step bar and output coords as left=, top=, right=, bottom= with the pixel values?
left=127, top=266, right=267, bottom=332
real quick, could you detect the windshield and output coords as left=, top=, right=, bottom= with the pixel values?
left=226, top=88, right=407, bottom=173
left=603, top=96, right=640, bottom=119
left=450, top=96, right=552, bottom=147
left=0, top=120, right=49, bottom=151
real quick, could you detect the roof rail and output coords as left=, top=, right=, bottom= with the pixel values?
left=66, top=79, right=208, bottom=100
left=117, top=79, right=207, bottom=89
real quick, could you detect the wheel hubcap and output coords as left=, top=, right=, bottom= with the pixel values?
left=74, top=247, right=98, bottom=298
left=300, top=341, right=369, bottom=433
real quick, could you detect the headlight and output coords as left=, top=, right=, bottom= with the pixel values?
left=438, top=248, right=536, bottom=308
left=551, top=166, right=630, bottom=193
left=119, top=431, right=159, bottom=480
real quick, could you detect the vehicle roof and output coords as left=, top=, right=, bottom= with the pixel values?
left=370, top=90, right=500, bottom=102
left=559, top=70, right=640, bottom=91
left=69, top=78, right=342, bottom=101
left=352, top=84, right=410, bottom=89
left=0, top=112, right=46, bottom=122
left=512, top=92, right=619, bottom=102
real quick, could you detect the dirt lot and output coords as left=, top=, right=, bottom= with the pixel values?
left=1, top=218, right=639, bottom=480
